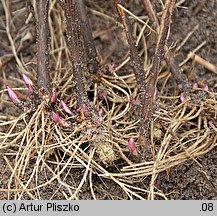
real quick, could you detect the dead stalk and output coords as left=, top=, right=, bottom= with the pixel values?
left=36, top=0, right=51, bottom=94
left=115, top=1, right=146, bottom=96
left=142, top=0, right=191, bottom=93
left=141, top=0, right=160, bottom=31
left=140, top=0, right=175, bottom=147
left=77, top=0, right=100, bottom=74
left=62, top=0, right=88, bottom=108
left=114, top=0, right=147, bottom=151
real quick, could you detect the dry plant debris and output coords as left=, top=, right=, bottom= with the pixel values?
left=0, top=0, right=217, bottom=200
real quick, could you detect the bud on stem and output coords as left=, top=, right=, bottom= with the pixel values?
left=51, top=111, right=71, bottom=127
left=193, top=83, right=198, bottom=90
left=98, top=109, right=103, bottom=124
left=7, top=86, right=21, bottom=106
left=128, top=137, right=138, bottom=158
left=23, top=74, right=34, bottom=94
left=82, top=104, right=90, bottom=118
left=61, top=100, right=73, bottom=115
left=203, top=82, right=208, bottom=91
left=50, top=91, right=57, bottom=103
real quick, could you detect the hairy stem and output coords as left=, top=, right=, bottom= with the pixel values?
left=114, top=1, right=147, bottom=147
left=140, top=0, right=175, bottom=146
left=62, top=0, right=88, bottom=107
left=141, top=0, right=160, bottom=31
left=115, top=1, right=146, bottom=95
left=142, top=0, right=191, bottom=93
left=36, top=0, right=51, bottom=94
left=76, top=0, right=100, bottom=74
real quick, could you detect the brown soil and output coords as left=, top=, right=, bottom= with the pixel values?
left=0, top=0, right=217, bottom=200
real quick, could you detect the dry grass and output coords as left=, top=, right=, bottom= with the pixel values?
left=0, top=0, right=216, bottom=200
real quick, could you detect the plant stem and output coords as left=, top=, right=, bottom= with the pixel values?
left=141, top=0, right=191, bottom=93
left=76, top=0, right=100, bottom=74
left=114, top=1, right=147, bottom=146
left=36, top=0, right=51, bottom=94
left=62, top=0, right=88, bottom=108
left=140, top=0, right=175, bottom=146
left=141, top=0, right=160, bottom=32
left=115, top=1, right=146, bottom=95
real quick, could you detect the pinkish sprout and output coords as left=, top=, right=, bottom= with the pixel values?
left=128, top=137, right=135, bottom=152
left=98, top=109, right=103, bottom=124
left=7, top=86, right=21, bottom=105
left=51, top=111, right=60, bottom=123
left=61, top=100, right=73, bottom=115
left=28, top=85, right=34, bottom=94
left=128, top=137, right=138, bottom=157
left=111, top=63, right=116, bottom=70
left=51, top=111, right=71, bottom=127
left=193, top=83, right=198, bottom=90
left=22, top=74, right=34, bottom=94
left=203, top=82, right=208, bottom=91
left=50, top=91, right=57, bottom=103
left=23, top=74, right=33, bottom=86
left=82, top=104, right=90, bottom=118
left=180, top=92, right=189, bottom=102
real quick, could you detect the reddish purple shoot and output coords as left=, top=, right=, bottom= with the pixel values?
left=51, top=111, right=71, bottom=127
left=82, top=104, right=90, bottom=118
left=203, top=82, right=208, bottom=91
left=98, top=108, right=103, bottom=124
left=50, top=91, right=57, bottom=104
left=128, top=137, right=138, bottom=157
left=61, top=100, right=73, bottom=115
left=23, top=74, right=34, bottom=94
left=7, top=86, right=21, bottom=106
left=193, top=83, right=198, bottom=90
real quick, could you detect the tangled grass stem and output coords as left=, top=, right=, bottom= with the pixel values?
left=0, top=0, right=217, bottom=200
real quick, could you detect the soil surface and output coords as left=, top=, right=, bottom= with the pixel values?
left=0, top=0, right=217, bottom=200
